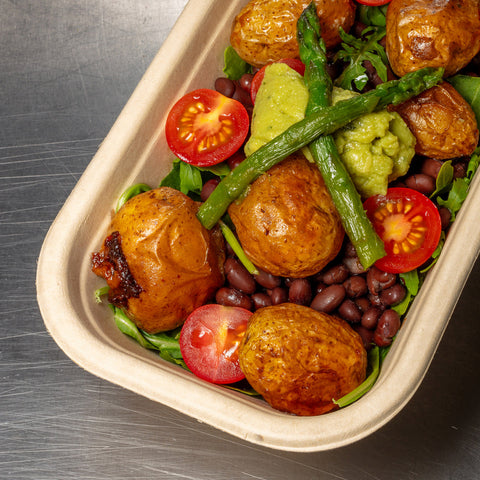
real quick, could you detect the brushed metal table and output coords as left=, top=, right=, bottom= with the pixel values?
left=2, top=1, right=480, bottom=478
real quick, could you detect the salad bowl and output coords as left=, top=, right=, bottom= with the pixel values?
left=36, top=0, right=480, bottom=452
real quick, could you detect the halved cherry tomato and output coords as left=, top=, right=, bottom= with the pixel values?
left=165, top=88, right=249, bottom=167
left=363, top=188, right=442, bottom=273
left=355, top=0, right=391, bottom=5
left=250, top=58, right=306, bottom=103
left=179, top=304, right=252, bottom=384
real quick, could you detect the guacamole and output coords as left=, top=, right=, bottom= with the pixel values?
left=332, top=87, right=416, bottom=198
left=244, top=62, right=309, bottom=156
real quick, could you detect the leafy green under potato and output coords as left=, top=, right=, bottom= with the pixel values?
left=448, top=75, right=480, bottom=127
left=334, top=26, right=388, bottom=92
left=222, top=45, right=251, bottom=80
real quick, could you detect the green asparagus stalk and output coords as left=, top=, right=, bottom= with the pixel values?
left=297, top=3, right=385, bottom=269
left=196, top=66, right=443, bottom=230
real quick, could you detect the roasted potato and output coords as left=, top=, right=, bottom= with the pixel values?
left=230, top=0, right=356, bottom=67
left=386, top=0, right=480, bottom=78
left=238, top=303, right=367, bottom=416
left=392, top=82, right=479, bottom=159
left=228, top=154, right=344, bottom=278
left=91, top=187, right=225, bottom=333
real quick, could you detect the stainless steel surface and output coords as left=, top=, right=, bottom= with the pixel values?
left=2, top=1, right=480, bottom=478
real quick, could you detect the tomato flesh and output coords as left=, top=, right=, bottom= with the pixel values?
left=250, top=58, right=306, bottom=103
left=363, top=188, right=442, bottom=273
left=179, top=304, right=252, bottom=384
left=355, top=0, right=391, bottom=5
left=165, top=88, right=249, bottom=167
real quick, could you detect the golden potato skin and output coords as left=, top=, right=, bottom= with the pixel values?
left=238, top=303, right=367, bottom=416
left=230, top=0, right=356, bottom=67
left=228, top=154, right=344, bottom=278
left=386, top=0, right=480, bottom=78
left=92, top=187, right=225, bottom=333
left=392, top=82, right=479, bottom=159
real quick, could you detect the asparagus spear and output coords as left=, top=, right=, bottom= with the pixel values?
left=297, top=3, right=385, bottom=269
left=196, top=66, right=443, bottom=230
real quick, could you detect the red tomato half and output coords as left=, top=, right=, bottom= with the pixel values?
left=179, top=304, right=252, bottom=384
left=165, top=88, right=249, bottom=167
left=364, top=188, right=442, bottom=273
left=355, top=0, right=391, bottom=5
left=250, top=58, right=306, bottom=103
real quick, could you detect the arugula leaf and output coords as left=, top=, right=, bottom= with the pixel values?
left=223, top=46, right=251, bottom=80
left=115, top=183, right=152, bottom=212
left=333, top=346, right=380, bottom=407
left=447, top=75, right=480, bottom=126
left=110, top=305, right=157, bottom=350
left=108, top=305, right=189, bottom=369
left=160, top=158, right=230, bottom=199
left=393, top=270, right=419, bottom=315
left=334, top=26, right=388, bottom=92
left=437, top=178, right=470, bottom=222
left=430, top=160, right=454, bottom=199
left=357, top=5, right=388, bottom=27
left=142, top=329, right=189, bottom=369
left=436, top=149, right=480, bottom=221
left=219, top=220, right=259, bottom=275
left=94, top=286, right=110, bottom=304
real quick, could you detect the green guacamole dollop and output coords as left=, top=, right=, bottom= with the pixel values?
left=244, top=62, right=309, bottom=156
left=332, top=87, right=416, bottom=198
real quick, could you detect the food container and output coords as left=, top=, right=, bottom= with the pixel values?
left=36, top=0, right=480, bottom=452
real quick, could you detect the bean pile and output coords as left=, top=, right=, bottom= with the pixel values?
left=213, top=239, right=406, bottom=350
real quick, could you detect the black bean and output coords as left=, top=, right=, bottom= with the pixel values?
left=227, top=150, right=245, bottom=170
left=453, top=161, right=467, bottom=179
left=373, top=309, right=401, bottom=347
left=214, top=77, right=235, bottom=97
left=344, top=242, right=358, bottom=258
left=200, top=178, right=220, bottom=202
left=270, top=287, right=288, bottom=305
left=288, top=278, right=312, bottom=305
left=254, top=269, right=281, bottom=289
left=367, top=266, right=396, bottom=295
left=239, top=73, right=254, bottom=92
left=232, top=83, right=253, bottom=108
left=216, top=287, right=252, bottom=310
left=421, top=157, right=443, bottom=179
left=343, top=275, right=367, bottom=298
left=380, top=283, right=406, bottom=307
left=354, top=325, right=375, bottom=351
left=338, top=299, right=362, bottom=323
left=224, top=257, right=256, bottom=294
left=311, top=284, right=346, bottom=313
left=439, top=206, right=451, bottom=230
left=404, top=173, right=436, bottom=195
left=355, top=296, right=371, bottom=313
left=361, top=306, right=382, bottom=330
left=318, top=264, right=349, bottom=285
left=251, top=293, right=272, bottom=310
left=314, top=280, right=327, bottom=295
left=343, top=255, right=366, bottom=275
left=368, top=293, right=385, bottom=308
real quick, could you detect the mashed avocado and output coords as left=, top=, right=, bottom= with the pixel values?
left=332, top=87, right=416, bottom=198
left=244, top=63, right=309, bottom=156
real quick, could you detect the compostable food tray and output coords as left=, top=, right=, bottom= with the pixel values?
left=36, top=0, right=480, bottom=452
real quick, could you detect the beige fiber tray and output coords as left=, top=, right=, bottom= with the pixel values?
left=36, top=0, right=480, bottom=452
